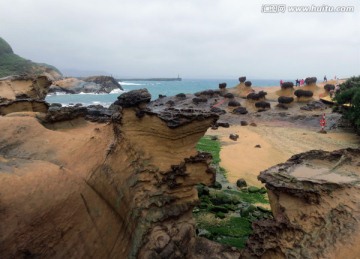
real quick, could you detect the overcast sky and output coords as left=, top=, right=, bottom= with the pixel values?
left=0, top=0, right=359, bottom=79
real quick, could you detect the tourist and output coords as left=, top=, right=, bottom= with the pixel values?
left=324, top=75, right=327, bottom=82
left=280, top=80, right=283, bottom=86
left=295, top=79, right=299, bottom=86
left=300, top=79, right=304, bottom=86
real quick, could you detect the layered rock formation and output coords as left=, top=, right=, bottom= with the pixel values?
left=0, top=83, right=243, bottom=258
left=50, top=76, right=123, bottom=94
left=241, top=148, right=360, bottom=259
left=0, top=75, right=52, bottom=115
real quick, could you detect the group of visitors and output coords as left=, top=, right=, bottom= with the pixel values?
left=295, top=79, right=305, bottom=86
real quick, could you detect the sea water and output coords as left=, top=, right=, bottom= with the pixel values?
left=45, top=78, right=282, bottom=107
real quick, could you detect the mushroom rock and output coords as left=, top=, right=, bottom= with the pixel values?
left=255, top=101, right=271, bottom=111
left=218, top=83, right=227, bottom=89
left=294, top=89, right=314, bottom=102
left=241, top=148, right=360, bottom=259
left=239, top=76, right=246, bottom=83
left=305, top=77, right=317, bottom=85
left=302, top=77, right=321, bottom=94
left=246, top=91, right=267, bottom=101
left=281, top=82, right=294, bottom=90
left=276, top=82, right=295, bottom=97
left=232, top=80, right=255, bottom=99
left=276, top=96, right=294, bottom=109
left=278, top=96, right=294, bottom=104
left=244, top=81, right=252, bottom=87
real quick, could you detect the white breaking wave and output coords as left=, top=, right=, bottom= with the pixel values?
left=110, top=88, right=126, bottom=94
left=46, top=92, right=69, bottom=96
left=119, top=82, right=144, bottom=86
left=91, top=101, right=111, bottom=107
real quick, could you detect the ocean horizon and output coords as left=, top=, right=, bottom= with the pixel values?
left=46, top=78, right=287, bottom=107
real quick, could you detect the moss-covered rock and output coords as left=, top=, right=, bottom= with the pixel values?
left=248, top=186, right=261, bottom=193
left=215, top=212, right=226, bottom=219
left=211, top=181, right=222, bottom=190
left=210, top=206, right=229, bottom=213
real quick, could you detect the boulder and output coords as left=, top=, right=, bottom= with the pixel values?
left=194, top=90, right=220, bottom=97
left=305, top=77, right=317, bottom=85
left=243, top=148, right=360, bottom=259
left=239, top=76, right=246, bottom=83
left=294, top=89, right=314, bottom=98
left=210, top=107, right=226, bottom=115
left=281, top=82, right=294, bottom=89
left=240, top=120, right=248, bottom=126
left=218, top=83, right=227, bottom=89
left=229, top=134, right=239, bottom=141
left=245, top=81, right=252, bottom=87
left=233, top=107, right=248, bottom=115
left=255, top=101, right=271, bottom=110
left=216, top=122, right=230, bottom=128
left=114, top=88, right=151, bottom=107
left=324, top=84, right=335, bottom=92
left=228, top=100, right=241, bottom=107
left=236, top=178, right=247, bottom=188
left=224, top=93, right=234, bottom=99
left=278, top=96, right=294, bottom=104
left=211, top=181, right=222, bottom=189
left=176, top=93, right=187, bottom=99
left=247, top=91, right=267, bottom=101
left=192, top=97, right=208, bottom=104
left=276, top=103, right=289, bottom=110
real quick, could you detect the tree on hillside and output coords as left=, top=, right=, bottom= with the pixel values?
left=334, top=76, right=360, bottom=134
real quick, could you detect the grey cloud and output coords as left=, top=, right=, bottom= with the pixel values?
left=0, top=0, right=359, bottom=79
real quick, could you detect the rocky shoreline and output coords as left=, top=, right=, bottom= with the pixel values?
left=49, top=75, right=123, bottom=94
left=0, top=75, right=359, bottom=258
